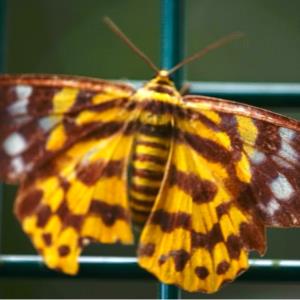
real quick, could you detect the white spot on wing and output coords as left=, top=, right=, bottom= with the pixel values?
left=258, top=198, right=280, bottom=217
left=3, top=133, right=27, bottom=156
left=271, top=173, right=294, bottom=201
left=38, top=116, right=61, bottom=132
left=7, top=98, right=28, bottom=115
left=11, top=156, right=25, bottom=174
left=279, top=127, right=296, bottom=141
left=266, top=198, right=280, bottom=216
left=279, top=141, right=298, bottom=163
left=15, top=85, right=32, bottom=100
left=277, top=127, right=298, bottom=164
left=251, top=150, right=266, bottom=164
left=7, top=85, right=32, bottom=115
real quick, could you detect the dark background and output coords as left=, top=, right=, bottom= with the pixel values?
left=1, top=0, right=300, bottom=298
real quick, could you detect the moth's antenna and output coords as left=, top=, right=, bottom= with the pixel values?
left=103, top=17, right=160, bottom=73
left=168, top=32, right=244, bottom=75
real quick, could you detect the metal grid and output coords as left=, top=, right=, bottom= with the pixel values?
left=1, top=0, right=300, bottom=298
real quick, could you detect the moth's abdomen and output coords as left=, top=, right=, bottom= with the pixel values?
left=129, top=134, right=171, bottom=226
left=128, top=78, right=178, bottom=226
left=128, top=123, right=172, bottom=226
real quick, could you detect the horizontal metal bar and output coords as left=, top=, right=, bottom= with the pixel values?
left=1, top=255, right=300, bottom=283
left=0, top=255, right=151, bottom=279
left=127, top=80, right=300, bottom=106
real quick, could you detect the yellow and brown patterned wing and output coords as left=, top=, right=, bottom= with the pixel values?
left=138, top=95, right=300, bottom=293
left=0, top=74, right=134, bottom=183
left=0, top=74, right=138, bottom=274
left=184, top=95, right=300, bottom=227
left=14, top=120, right=137, bottom=274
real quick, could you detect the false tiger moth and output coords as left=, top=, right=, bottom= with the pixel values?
left=0, top=17, right=300, bottom=294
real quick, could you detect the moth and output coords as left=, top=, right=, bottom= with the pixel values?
left=0, top=17, right=300, bottom=294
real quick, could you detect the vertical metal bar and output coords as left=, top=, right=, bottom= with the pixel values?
left=159, top=0, right=184, bottom=298
left=158, top=283, right=181, bottom=299
left=160, top=0, right=185, bottom=88
left=0, top=0, right=6, bottom=254
left=0, top=0, right=6, bottom=71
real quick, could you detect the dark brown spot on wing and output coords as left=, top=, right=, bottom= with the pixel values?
left=176, top=130, right=231, bottom=164
left=239, top=222, right=266, bottom=255
left=191, top=223, right=224, bottom=250
left=16, top=189, right=43, bottom=219
left=58, top=245, right=70, bottom=257
left=220, top=113, right=243, bottom=161
left=42, top=233, right=52, bottom=246
left=159, top=249, right=190, bottom=271
left=64, top=215, right=83, bottom=231
left=150, top=209, right=191, bottom=232
left=89, top=200, right=128, bottom=226
left=217, top=261, right=230, bottom=274
left=57, top=201, right=68, bottom=220
left=169, top=166, right=217, bottom=204
left=216, top=202, right=232, bottom=219
left=227, top=234, right=242, bottom=259
left=76, top=160, right=123, bottom=185
left=36, top=205, right=51, bottom=227
left=255, top=120, right=281, bottom=154
left=195, top=266, right=209, bottom=279
left=56, top=202, right=84, bottom=231
left=138, top=243, right=155, bottom=257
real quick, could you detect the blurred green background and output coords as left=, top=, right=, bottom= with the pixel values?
left=1, top=0, right=300, bottom=298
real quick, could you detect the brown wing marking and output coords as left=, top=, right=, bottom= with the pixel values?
left=15, top=119, right=136, bottom=274
left=138, top=106, right=266, bottom=293
left=184, top=95, right=300, bottom=227
left=0, top=74, right=135, bottom=182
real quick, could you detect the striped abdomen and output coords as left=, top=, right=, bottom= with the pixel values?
left=128, top=129, right=171, bottom=226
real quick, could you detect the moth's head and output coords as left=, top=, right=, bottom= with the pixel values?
left=148, top=69, right=174, bottom=87
left=158, top=70, right=169, bottom=78
left=156, top=70, right=172, bottom=83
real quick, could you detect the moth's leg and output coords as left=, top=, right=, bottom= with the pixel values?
left=179, top=83, right=191, bottom=95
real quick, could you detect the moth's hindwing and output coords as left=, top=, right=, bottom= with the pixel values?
left=138, top=95, right=300, bottom=293
left=0, top=74, right=137, bottom=273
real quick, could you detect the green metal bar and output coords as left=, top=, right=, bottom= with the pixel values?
left=128, top=80, right=300, bottom=106
left=0, top=0, right=6, bottom=70
left=2, top=256, right=300, bottom=284
left=189, top=81, right=300, bottom=106
left=159, top=1, right=185, bottom=298
left=158, top=283, right=181, bottom=299
left=160, top=0, right=185, bottom=88
left=0, top=256, right=151, bottom=279
left=0, top=0, right=6, bottom=255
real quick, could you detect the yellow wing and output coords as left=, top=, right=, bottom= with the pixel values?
left=15, top=120, right=136, bottom=274
left=138, top=99, right=267, bottom=293
left=1, top=74, right=139, bottom=274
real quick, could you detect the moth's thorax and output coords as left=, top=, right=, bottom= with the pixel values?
left=131, top=74, right=181, bottom=105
